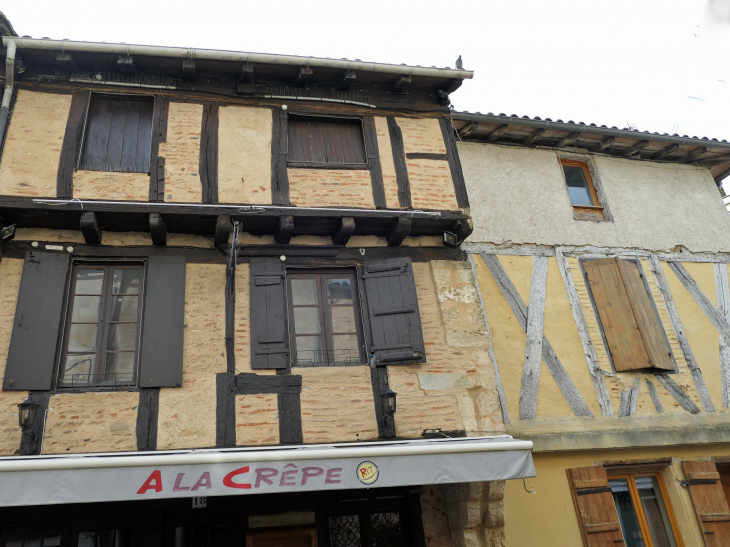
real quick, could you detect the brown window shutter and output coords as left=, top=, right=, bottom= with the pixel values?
left=584, top=257, right=672, bottom=372
left=250, top=257, right=289, bottom=369
left=682, top=461, right=730, bottom=545
left=567, top=466, right=625, bottom=547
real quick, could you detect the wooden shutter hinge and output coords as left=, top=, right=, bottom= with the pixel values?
left=680, top=478, right=719, bottom=487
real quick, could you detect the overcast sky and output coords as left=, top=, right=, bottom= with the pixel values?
left=4, top=0, right=730, bottom=141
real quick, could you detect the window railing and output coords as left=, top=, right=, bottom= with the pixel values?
left=294, top=349, right=364, bottom=367
left=57, top=373, right=136, bottom=389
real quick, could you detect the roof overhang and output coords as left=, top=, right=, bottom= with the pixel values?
left=0, top=436, right=534, bottom=507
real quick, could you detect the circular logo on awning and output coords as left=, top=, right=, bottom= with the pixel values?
left=356, top=461, right=379, bottom=485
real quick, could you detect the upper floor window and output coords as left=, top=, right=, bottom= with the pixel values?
left=287, top=115, right=367, bottom=166
left=560, top=159, right=605, bottom=220
left=59, top=263, right=144, bottom=388
left=80, top=94, right=154, bottom=173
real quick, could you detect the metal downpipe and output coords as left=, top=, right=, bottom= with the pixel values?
left=0, top=40, right=16, bottom=145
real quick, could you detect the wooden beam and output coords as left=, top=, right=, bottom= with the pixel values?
left=715, top=262, right=730, bottom=408
left=215, top=373, right=236, bottom=447
left=235, top=83, right=255, bottom=96
left=117, top=55, right=136, bottom=74
left=200, top=104, right=219, bottom=204
left=645, top=379, right=664, bottom=414
left=437, top=90, right=450, bottom=107
left=481, top=253, right=593, bottom=417
left=182, top=59, right=195, bottom=80
left=678, top=146, right=707, bottom=163
left=136, top=388, right=160, bottom=450
left=656, top=374, right=701, bottom=414
left=439, top=117, right=470, bottom=208
left=51, top=51, right=77, bottom=72
left=619, top=378, right=640, bottom=417
left=387, top=116, right=411, bottom=208
left=239, top=63, right=254, bottom=83
left=452, top=219, right=473, bottom=241
left=486, top=124, right=509, bottom=142
left=149, top=213, right=167, bottom=246
left=332, top=217, right=355, bottom=246
left=520, top=256, right=548, bottom=420
left=458, top=122, right=479, bottom=139
left=214, top=215, right=231, bottom=247
left=557, top=132, right=581, bottom=148
left=79, top=211, right=101, bottom=245
left=523, top=128, right=546, bottom=146
left=338, top=71, right=356, bottom=91
left=390, top=75, right=411, bottom=93
left=235, top=373, right=302, bottom=394
left=589, top=136, right=615, bottom=153
left=555, top=248, right=613, bottom=416
left=649, top=256, right=715, bottom=412
left=295, top=67, right=313, bottom=87
left=653, top=143, right=680, bottom=161
left=275, top=215, right=294, bottom=245
left=386, top=217, right=411, bottom=247
left=440, top=78, right=463, bottom=94
left=621, top=140, right=649, bottom=157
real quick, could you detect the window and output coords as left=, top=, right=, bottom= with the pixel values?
left=59, top=263, right=144, bottom=388
left=76, top=530, right=131, bottom=547
left=80, top=94, right=154, bottom=173
left=287, top=115, right=367, bottom=165
left=560, top=159, right=604, bottom=220
left=287, top=271, right=365, bottom=366
left=609, top=474, right=682, bottom=547
left=329, top=512, right=404, bottom=547
left=583, top=257, right=674, bottom=372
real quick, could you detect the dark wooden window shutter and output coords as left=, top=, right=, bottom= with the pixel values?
left=583, top=257, right=673, bottom=372
left=287, top=116, right=366, bottom=164
left=682, top=461, right=730, bottom=545
left=362, top=257, right=425, bottom=365
left=567, top=466, right=625, bottom=547
left=138, top=256, right=186, bottom=387
left=250, top=257, right=289, bottom=369
left=3, top=251, right=70, bottom=391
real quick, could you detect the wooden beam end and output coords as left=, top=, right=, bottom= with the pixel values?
left=79, top=211, right=101, bottom=245
left=149, top=213, right=167, bottom=246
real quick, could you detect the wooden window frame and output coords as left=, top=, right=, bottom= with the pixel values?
left=77, top=92, right=156, bottom=174
left=286, top=113, right=369, bottom=170
left=56, top=261, right=146, bottom=391
left=560, top=159, right=605, bottom=220
left=609, top=472, right=685, bottom=547
left=246, top=528, right=317, bottom=547
left=286, top=269, right=367, bottom=367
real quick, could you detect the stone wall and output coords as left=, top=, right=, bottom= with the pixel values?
left=442, top=481, right=506, bottom=547
left=73, top=171, right=150, bottom=201
left=159, top=102, right=203, bottom=203
left=288, top=169, right=374, bottom=208
left=0, top=90, right=70, bottom=198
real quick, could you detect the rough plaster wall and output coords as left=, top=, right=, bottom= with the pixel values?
left=373, top=116, right=401, bottom=209
left=420, top=486, right=454, bottom=547
left=0, top=259, right=25, bottom=455
left=15, top=228, right=85, bottom=243
left=391, top=261, right=503, bottom=438
left=299, top=366, right=379, bottom=443
left=157, top=264, right=227, bottom=449
left=73, top=171, right=150, bottom=201
left=158, top=102, right=203, bottom=203
left=460, top=142, right=730, bottom=252
left=0, top=90, right=70, bottom=197
left=166, top=234, right=214, bottom=248
left=42, top=392, right=139, bottom=454
left=218, top=106, right=272, bottom=204
left=236, top=393, right=279, bottom=446
left=288, top=169, right=374, bottom=208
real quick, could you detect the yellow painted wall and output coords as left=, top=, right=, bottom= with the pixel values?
left=505, top=445, right=730, bottom=547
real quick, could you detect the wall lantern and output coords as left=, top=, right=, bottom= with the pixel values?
left=381, top=388, right=397, bottom=417
left=18, top=396, right=40, bottom=430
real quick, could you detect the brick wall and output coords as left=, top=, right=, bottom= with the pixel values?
left=288, top=169, right=374, bottom=208
left=374, top=116, right=401, bottom=209
left=236, top=393, right=279, bottom=445
left=73, top=171, right=150, bottom=201
left=159, top=102, right=203, bottom=203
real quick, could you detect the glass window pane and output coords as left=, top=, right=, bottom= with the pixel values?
left=24, top=536, right=42, bottom=547
left=77, top=532, right=96, bottom=547
left=329, top=514, right=361, bottom=547
left=563, top=165, right=595, bottom=206
left=105, top=353, right=135, bottom=381
left=107, top=324, right=137, bottom=351
left=68, top=324, right=99, bottom=352
left=371, top=513, right=402, bottom=547
left=296, top=336, right=324, bottom=364
left=332, top=335, right=360, bottom=363
left=5, top=534, right=23, bottom=547
left=610, top=479, right=645, bottom=547
left=76, top=268, right=105, bottom=294
left=71, top=296, right=102, bottom=323
left=43, top=535, right=62, bottom=547
left=110, top=296, right=138, bottom=322
left=112, top=268, right=141, bottom=294
left=62, top=354, right=96, bottom=382
left=636, top=476, right=678, bottom=547
left=293, top=307, right=321, bottom=334
left=291, top=278, right=318, bottom=306
left=96, top=531, right=115, bottom=547
left=327, top=278, right=353, bottom=305
left=331, top=306, right=356, bottom=333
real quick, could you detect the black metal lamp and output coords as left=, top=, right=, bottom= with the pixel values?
left=381, top=388, right=397, bottom=417
left=18, top=396, right=40, bottom=430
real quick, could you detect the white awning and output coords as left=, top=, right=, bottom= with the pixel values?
left=0, top=435, right=534, bottom=507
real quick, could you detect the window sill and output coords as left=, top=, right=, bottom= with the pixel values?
left=76, top=167, right=149, bottom=175
left=287, top=162, right=370, bottom=170
left=572, top=205, right=605, bottom=221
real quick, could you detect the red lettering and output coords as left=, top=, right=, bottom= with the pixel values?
left=325, top=468, right=343, bottom=485
left=255, top=468, right=278, bottom=488
left=137, top=470, right=163, bottom=494
left=173, top=473, right=190, bottom=492
left=360, top=468, right=368, bottom=478
left=301, top=467, right=324, bottom=486
left=192, top=472, right=212, bottom=491
left=280, top=463, right=298, bottom=487
left=223, top=466, right=252, bottom=489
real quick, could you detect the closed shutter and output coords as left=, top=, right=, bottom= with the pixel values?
left=138, top=256, right=186, bottom=387
left=362, top=257, right=425, bottom=365
left=583, top=257, right=673, bottom=372
left=682, top=461, right=730, bottom=546
left=3, top=251, right=70, bottom=391
left=250, top=257, right=289, bottom=369
left=567, top=466, right=625, bottom=547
